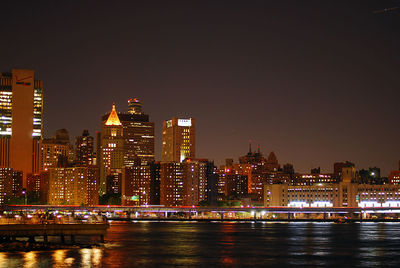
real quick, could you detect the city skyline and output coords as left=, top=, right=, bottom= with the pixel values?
left=0, top=1, right=399, bottom=175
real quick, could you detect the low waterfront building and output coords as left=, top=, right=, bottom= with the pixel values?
left=264, top=182, right=400, bottom=208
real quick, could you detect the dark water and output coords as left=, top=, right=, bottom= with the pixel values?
left=1, top=221, right=400, bottom=267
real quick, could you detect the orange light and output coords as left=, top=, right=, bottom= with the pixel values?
left=105, top=104, right=122, bottom=126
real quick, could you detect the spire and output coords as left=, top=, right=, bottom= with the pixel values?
left=105, top=104, right=122, bottom=126
left=257, top=144, right=261, bottom=154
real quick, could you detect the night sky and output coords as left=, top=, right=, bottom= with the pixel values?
left=1, top=1, right=399, bottom=175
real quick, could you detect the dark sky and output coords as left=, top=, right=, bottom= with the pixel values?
left=1, top=0, right=399, bottom=175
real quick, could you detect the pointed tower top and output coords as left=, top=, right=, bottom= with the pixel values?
left=257, top=144, right=261, bottom=154
left=105, top=104, right=122, bottom=126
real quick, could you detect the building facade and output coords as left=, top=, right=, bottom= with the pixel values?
left=264, top=182, right=400, bottom=208
left=162, top=118, right=195, bottom=162
left=75, top=129, right=94, bottom=166
left=121, top=165, right=151, bottom=206
left=99, top=104, right=124, bottom=195
left=41, top=129, right=73, bottom=170
left=48, top=167, right=99, bottom=205
left=101, top=99, right=155, bottom=166
left=0, top=69, right=43, bottom=187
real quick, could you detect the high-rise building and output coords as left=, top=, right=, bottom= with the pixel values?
left=0, top=69, right=43, bottom=187
left=99, top=104, right=124, bottom=195
left=121, top=165, right=151, bottom=206
left=160, top=158, right=215, bottom=206
left=41, top=129, right=73, bottom=170
left=160, top=162, right=184, bottom=206
left=101, top=98, right=155, bottom=166
left=27, top=173, right=49, bottom=204
left=0, top=168, right=14, bottom=204
left=149, top=161, right=161, bottom=205
left=162, top=117, right=195, bottom=162
left=48, top=167, right=99, bottom=205
left=75, top=130, right=94, bottom=166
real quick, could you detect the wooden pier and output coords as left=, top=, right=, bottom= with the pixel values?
left=0, top=223, right=109, bottom=243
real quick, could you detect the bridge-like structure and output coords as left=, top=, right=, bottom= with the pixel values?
left=3, top=205, right=400, bottom=221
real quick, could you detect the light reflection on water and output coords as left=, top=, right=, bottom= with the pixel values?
left=1, top=222, right=400, bottom=267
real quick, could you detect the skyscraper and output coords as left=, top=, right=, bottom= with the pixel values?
left=162, top=117, right=195, bottom=162
left=75, top=130, right=94, bottom=166
left=101, top=98, right=155, bottom=166
left=0, top=69, right=43, bottom=187
left=99, top=104, right=124, bottom=194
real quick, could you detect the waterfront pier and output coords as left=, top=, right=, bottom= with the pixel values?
left=0, top=223, right=108, bottom=244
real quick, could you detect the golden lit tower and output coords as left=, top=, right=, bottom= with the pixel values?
left=99, top=104, right=124, bottom=195
left=101, top=98, right=155, bottom=166
left=0, top=69, right=43, bottom=187
left=162, top=118, right=195, bottom=162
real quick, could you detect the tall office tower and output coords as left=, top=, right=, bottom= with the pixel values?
left=75, top=130, right=94, bottom=166
left=42, top=129, right=72, bottom=170
left=48, top=167, right=99, bottom=205
left=0, top=69, right=43, bottom=187
left=99, top=104, right=124, bottom=195
left=101, top=98, right=155, bottom=166
left=162, top=117, right=195, bottom=162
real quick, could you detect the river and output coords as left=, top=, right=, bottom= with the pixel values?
left=1, top=221, right=400, bottom=267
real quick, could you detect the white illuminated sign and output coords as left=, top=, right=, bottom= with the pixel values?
left=178, top=119, right=192, bottom=127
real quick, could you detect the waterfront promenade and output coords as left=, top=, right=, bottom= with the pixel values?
left=3, top=205, right=400, bottom=221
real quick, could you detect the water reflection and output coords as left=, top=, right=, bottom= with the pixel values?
left=23, top=251, right=36, bottom=268
left=1, top=222, right=400, bottom=267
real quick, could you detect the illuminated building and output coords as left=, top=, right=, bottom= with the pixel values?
left=27, top=173, right=49, bottom=204
left=48, top=167, right=99, bottom=205
left=217, top=167, right=248, bottom=200
left=106, top=172, right=121, bottom=195
left=75, top=129, right=94, bottom=166
left=121, top=165, right=150, bottom=206
left=0, top=168, right=23, bottom=204
left=265, top=182, right=400, bottom=208
left=162, top=117, right=195, bottom=162
left=41, top=129, right=73, bottom=170
left=295, top=173, right=338, bottom=185
left=99, top=104, right=124, bottom=195
left=0, top=69, right=43, bottom=187
left=149, top=161, right=161, bottom=205
left=160, top=162, right=183, bottom=206
left=160, top=158, right=214, bottom=206
left=101, top=98, right=155, bottom=166
left=182, top=158, right=208, bottom=206
left=389, top=162, right=400, bottom=185
left=0, top=168, right=14, bottom=204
